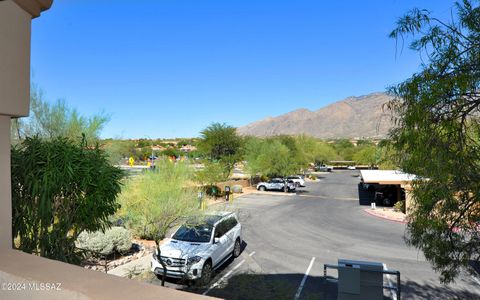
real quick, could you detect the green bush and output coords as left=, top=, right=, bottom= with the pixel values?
left=309, top=175, right=317, bottom=180
left=195, top=162, right=229, bottom=186
left=76, top=227, right=132, bottom=255
left=117, top=159, right=199, bottom=240
left=204, top=185, right=220, bottom=197
left=11, top=136, right=123, bottom=262
left=393, top=200, right=406, bottom=214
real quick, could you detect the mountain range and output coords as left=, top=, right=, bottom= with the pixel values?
left=237, top=92, right=395, bottom=139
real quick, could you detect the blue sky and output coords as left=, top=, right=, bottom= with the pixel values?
left=31, top=0, right=454, bottom=139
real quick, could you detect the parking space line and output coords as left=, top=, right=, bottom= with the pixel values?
left=297, top=194, right=358, bottom=201
left=383, top=263, right=397, bottom=300
left=203, top=252, right=256, bottom=296
left=294, top=257, right=315, bottom=300
left=472, top=275, right=480, bottom=285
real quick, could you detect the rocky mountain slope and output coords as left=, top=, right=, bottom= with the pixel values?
left=237, top=92, right=394, bottom=139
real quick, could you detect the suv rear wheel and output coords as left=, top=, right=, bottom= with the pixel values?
left=258, top=186, right=266, bottom=191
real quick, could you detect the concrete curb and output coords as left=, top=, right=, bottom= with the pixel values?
left=108, top=254, right=152, bottom=277
left=363, top=209, right=407, bottom=224
left=297, top=194, right=357, bottom=201
left=237, top=191, right=297, bottom=197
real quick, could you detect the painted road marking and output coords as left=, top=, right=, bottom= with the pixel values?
left=472, top=275, right=480, bottom=285
left=203, top=251, right=256, bottom=296
left=383, top=263, right=397, bottom=300
left=297, top=194, right=358, bottom=201
left=294, top=257, right=316, bottom=300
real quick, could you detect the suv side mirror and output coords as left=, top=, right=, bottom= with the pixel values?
left=213, top=237, right=220, bottom=244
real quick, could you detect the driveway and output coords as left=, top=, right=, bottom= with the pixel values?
left=148, top=171, right=480, bottom=299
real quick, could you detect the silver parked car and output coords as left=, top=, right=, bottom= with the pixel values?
left=256, top=178, right=296, bottom=192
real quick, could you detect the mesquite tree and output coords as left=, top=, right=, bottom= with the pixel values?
left=387, top=0, right=480, bottom=283
left=198, top=123, right=243, bottom=176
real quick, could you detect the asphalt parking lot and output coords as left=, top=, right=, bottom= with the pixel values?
left=151, top=171, right=480, bottom=299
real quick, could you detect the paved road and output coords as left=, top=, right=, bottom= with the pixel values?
left=149, top=171, right=480, bottom=299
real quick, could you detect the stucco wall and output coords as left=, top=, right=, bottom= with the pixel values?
left=0, top=0, right=31, bottom=117
left=0, top=116, right=12, bottom=249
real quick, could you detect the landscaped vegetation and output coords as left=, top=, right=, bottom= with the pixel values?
left=387, top=0, right=480, bottom=283
left=102, top=137, right=200, bottom=165
left=12, top=136, right=123, bottom=263
left=13, top=3, right=478, bottom=285
left=116, top=159, right=199, bottom=241
left=76, top=227, right=132, bottom=256
left=9, top=85, right=397, bottom=272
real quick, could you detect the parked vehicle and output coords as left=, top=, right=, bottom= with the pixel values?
left=347, top=166, right=356, bottom=170
left=315, top=165, right=332, bottom=172
left=287, top=175, right=306, bottom=188
left=256, top=178, right=296, bottom=192
left=151, top=212, right=242, bottom=284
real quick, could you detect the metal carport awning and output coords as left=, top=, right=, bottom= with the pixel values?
left=360, top=170, right=417, bottom=185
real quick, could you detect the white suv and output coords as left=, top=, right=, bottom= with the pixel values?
left=287, top=175, right=306, bottom=188
left=151, top=212, right=242, bottom=284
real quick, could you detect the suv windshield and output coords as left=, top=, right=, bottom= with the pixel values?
left=172, top=223, right=213, bottom=243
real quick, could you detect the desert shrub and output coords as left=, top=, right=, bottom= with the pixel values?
left=309, top=175, right=317, bottom=180
left=393, top=200, right=406, bottom=214
left=76, top=227, right=132, bottom=255
left=117, top=159, right=199, bottom=240
left=12, top=136, right=123, bottom=262
left=232, top=185, right=243, bottom=193
left=204, top=185, right=220, bottom=197
left=195, top=161, right=229, bottom=186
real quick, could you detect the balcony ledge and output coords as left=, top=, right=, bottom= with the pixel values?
left=0, top=249, right=213, bottom=299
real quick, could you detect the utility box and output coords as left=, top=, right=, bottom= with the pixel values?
left=338, top=262, right=360, bottom=295
left=338, top=259, right=384, bottom=300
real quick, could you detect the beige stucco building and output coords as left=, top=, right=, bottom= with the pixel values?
left=360, top=170, right=416, bottom=214
left=0, top=1, right=210, bottom=298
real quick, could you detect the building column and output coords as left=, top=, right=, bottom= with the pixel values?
left=0, top=116, right=12, bottom=249
left=403, top=185, right=414, bottom=216
left=0, top=0, right=37, bottom=249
